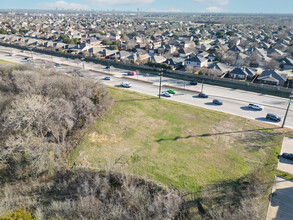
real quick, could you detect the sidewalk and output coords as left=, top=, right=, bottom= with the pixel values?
left=277, top=137, right=293, bottom=174
left=267, top=137, right=293, bottom=220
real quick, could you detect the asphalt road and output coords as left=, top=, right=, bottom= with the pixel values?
left=0, top=46, right=292, bottom=129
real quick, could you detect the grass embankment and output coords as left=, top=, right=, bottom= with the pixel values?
left=70, top=86, right=284, bottom=192
left=0, top=59, right=16, bottom=65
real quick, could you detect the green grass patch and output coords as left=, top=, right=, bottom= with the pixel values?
left=0, top=59, right=16, bottom=65
left=70, top=86, right=284, bottom=192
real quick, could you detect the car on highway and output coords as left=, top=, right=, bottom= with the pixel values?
left=282, top=153, right=293, bottom=161
left=266, top=113, right=281, bottom=122
left=54, top=63, right=61, bottom=67
left=162, top=91, right=172, bottom=97
left=26, top=58, right=32, bottom=62
left=104, top=76, right=111, bottom=80
left=213, top=99, right=223, bottom=105
left=248, top=104, right=264, bottom=111
left=128, top=71, right=136, bottom=76
left=190, top=81, right=198, bottom=85
left=167, top=89, right=176, bottom=94
left=105, top=66, right=110, bottom=69
left=198, top=93, right=208, bottom=98
left=8, top=53, right=14, bottom=56
left=121, top=82, right=132, bottom=88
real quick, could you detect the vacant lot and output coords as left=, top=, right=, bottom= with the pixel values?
left=71, top=86, right=284, bottom=192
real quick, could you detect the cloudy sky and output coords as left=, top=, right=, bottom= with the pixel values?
left=1, top=0, right=293, bottom=13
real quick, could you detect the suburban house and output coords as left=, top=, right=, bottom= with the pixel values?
left=208, top=62, right=231, bottom=75
left=229, top=45, right=245, bottom=53
left=149, top=55, right=166, bottom=63
left=178, top=48, right=194, bottom=58
left=257, top=70, right=288, bottom=86
left=164, top=57, right=184, bottom=69
left=280, top=57, right=293, bottom=70
left=229, top=67, right=257, bottom=80
left=184, top=56, right=208, bottom=68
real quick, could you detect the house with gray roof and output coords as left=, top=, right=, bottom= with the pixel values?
left=229, top=67, right=257, bottom=80
left=184, top=56, right=208, bottom=68
left=256, top=70, right=288, bottom=86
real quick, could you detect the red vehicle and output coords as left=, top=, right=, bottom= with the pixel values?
left=128, top=71, right=136, bottom=76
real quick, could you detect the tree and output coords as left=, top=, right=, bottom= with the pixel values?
left=195, top=39, right=200, bottom=46
left=101, top=39, right=111, bottom=45
left=0, top=28, right=8, bottom=35
left=226, top=30, right=236, bottom=36
left=265, top=60, right=280, bottom=70
left=132, top=32, right=139, bottom=37
left=11, top=29, right=17, bottom=34
left=216, top=31, right=225, bottom=38
left=248, top=52, right=261, bottom=67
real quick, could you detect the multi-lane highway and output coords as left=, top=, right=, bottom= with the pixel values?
left=0, top=46, right=292, bottom=129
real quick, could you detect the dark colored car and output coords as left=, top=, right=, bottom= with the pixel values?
left=198, top=93, right=208, bottom=98
left=213, top=99, right=223, bottom=105
left=190, top=81, right=198, bottom=85
left=282, top=153, right=293, bottom=161
left=105, top=66, right=110, bottom=69
left=266, top=113, right=281, bottom=122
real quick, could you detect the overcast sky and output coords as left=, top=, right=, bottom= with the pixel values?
left=1, top=0, right=293, bottom=14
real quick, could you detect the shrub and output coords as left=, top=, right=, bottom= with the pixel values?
left=0, top=209, right=36, bottom=220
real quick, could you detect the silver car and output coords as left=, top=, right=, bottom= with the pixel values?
left=162, top=91, right=172, bottom=97
left=121, top=82, right=131, bottom=88
left=248, top=104, right=264, bottom=110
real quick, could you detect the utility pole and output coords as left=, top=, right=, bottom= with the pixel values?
left=184, top=75, right=186, bottom=89
left=201, top=80, right=204, bottom=93
left=158, top=71, right=163, bottom=98
left=282, top=91, right=293, bottom=128
left=81, top=57, right=85, bottom=69
left=29, top=47, right=33, bottom=60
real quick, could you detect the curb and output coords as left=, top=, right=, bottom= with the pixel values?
left=122, top=76, right=154, bottom=84
left=162, top=84, right=199, bottom=93
left=89, top=69, right=114, bottom=76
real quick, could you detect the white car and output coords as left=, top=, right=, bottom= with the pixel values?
left=162, top=91, right=172, bottom=97
left=121, top=82, right=131, bottom=88
left=104, top=76, right=111, bottom=80
left=248, top=104, right=264, bottom=111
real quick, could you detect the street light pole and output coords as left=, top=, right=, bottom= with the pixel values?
left=29, top=47, right=33, bottom=60
left=201, top=80, right=204, bottom=93
left=158, top=71, right=163, bottom=99
left=184, top=75, right=186, bottom=89
left=81, top=58, right=85, bottom=69
left=282, top=92, right=293, bottom=128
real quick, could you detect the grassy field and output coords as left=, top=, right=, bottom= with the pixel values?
left=0, top=59, right=16, bottom=65
left=70, top=86, right=284, bottom=192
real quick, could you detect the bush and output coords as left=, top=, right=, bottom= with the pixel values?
left=0, top=209, right=36, bottom=220
left=0, top=65, right=112, bottom=178
left=0, top=65, right=183, bottom=219
left=147, top=61, right=172, bottom=70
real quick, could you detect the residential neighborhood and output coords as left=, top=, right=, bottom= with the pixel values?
left=0, top=10, right=292, bottom=87
left=0, top=4, right=293, bottom=220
